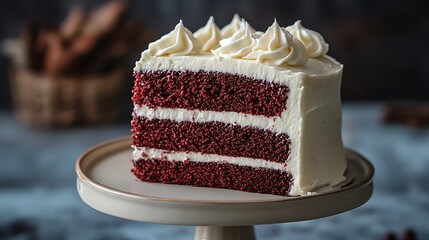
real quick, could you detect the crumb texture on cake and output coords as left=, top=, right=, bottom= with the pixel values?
left=132, top=70, right=289, bottom=117
left=132, top=158, right=293, bottom=196
left=132, top=116, right=291, bottom=163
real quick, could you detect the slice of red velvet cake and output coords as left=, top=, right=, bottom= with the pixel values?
left=131, top=15, right=346, bottom=196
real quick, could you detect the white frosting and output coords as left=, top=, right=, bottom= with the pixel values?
left=221, top=14, right=242, bottom=38
left=194, top=16, right=221, bottom=52
left=138, top=18, right=313, bottom=68
left=212, top=22, right=257, bottom=58
left=144, top=20, right=201, bottom=57
left=133, top=16, right=346, bottom=195
left=133, top=146, right=286, bottom=170
left=245, top=20, right=309, bottom=66
left=286, top=20, right=329, bottom=58
left=135, top=54, right=341, bottom=78
left=221, top=14, right=258, bottom=39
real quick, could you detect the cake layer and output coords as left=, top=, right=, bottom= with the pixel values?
left=132, top=116, right=291, bottom=163
left=132, top=158, right=293, bottom=196
left=132, top=70, right=289, bottom=117
left=132, top=146, right=286, bottom=170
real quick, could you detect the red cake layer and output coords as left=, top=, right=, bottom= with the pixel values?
left=132, top=116, right=291, bottom=163
left=132, top=70, right=289, bottom=117
left=132, top=158, right=293, bottom=196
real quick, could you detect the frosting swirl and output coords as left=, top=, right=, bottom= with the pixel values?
left=286, top=20, right=328, bottom=58
left=212, top=21, right=257, bottom=59
left=146, top=20, right=202, bottom=56
left=245, top=20, right=308, bottom=66
left=194, top=16, right=221, bottom=52
left=220, top=14, right=242, bottom=39
left=221, top=14, right=258, bottom=39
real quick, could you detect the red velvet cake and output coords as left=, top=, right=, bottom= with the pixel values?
left=131, top=15, right=346, bottom=196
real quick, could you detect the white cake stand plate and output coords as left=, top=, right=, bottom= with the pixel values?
left=76, top=137, right=374, bottom=240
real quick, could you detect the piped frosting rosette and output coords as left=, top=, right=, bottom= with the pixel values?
left=245, top=20, right=308, bottom=66
left=221, top=14, right=262, bottom=39
left=144, top=20, right=201, bottom=56
left=212, top=21, right=257, bottom=58
left=285, top=20, right=329, bottom=58
left=220, top=14, right=242, bottom=39
left=194, top=16, right=221, bottom=52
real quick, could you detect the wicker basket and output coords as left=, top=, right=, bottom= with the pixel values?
left=10, top=66, right=127, bottom=127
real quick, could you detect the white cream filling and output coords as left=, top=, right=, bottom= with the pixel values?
left=134, top=105, right=291, bottom=134
left=132, top=146, right=286, bottom=171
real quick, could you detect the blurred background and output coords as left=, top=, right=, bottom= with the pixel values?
left=1, top=0, right=429, bottom=109
left=1, top=0, right=428, bottom=240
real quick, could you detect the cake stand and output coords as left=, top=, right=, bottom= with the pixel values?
left=76, top=136, right=374, bottom=240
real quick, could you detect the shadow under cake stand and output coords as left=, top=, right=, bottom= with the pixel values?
left=76, top=137, right=374, bottom=240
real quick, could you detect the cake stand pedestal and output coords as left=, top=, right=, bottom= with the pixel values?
left=76, top=137, right=374, bottom=240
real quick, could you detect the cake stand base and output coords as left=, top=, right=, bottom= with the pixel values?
left=195, top=226, right=255, bottom=240
left=76, top=137, right=374, bottom=240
